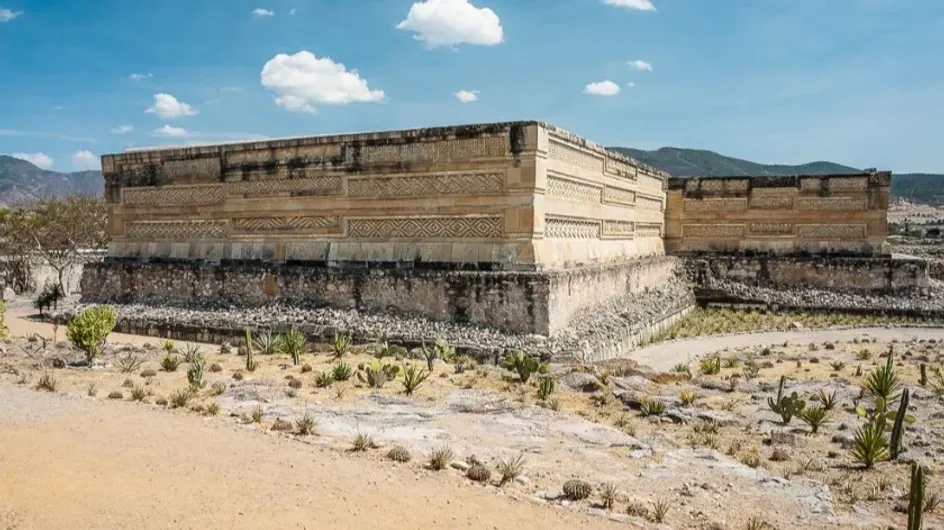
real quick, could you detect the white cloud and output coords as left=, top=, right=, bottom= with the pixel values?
left=220, top=86, right=243, bottom=92
left=152, top=125, right=192, bottom=137
left=628, top=59, right=653, bottom=72
left=455, top=89, right=479, bottom=103
left=252, top=8, right=274, bottom=16
left=289, top=8, right=296, bottom=15
left=10, top=152, right=54, bottom=169
left=260, top=50, right=385, bottom=114
left=53, top=105, right=64, bottom=110
left=603, top=0, right=656, bottom=11
left=145, top=93, right=198, bottom=119
left=627, top=82, right=636, bottom=88
left=0, top=7, right=22, bottom=22
left=111, top=125, right=134, bottom=134
left=583, top=80, right=621, bottom=96
left=130, top=72, right=153, bottom=81
left=72, top=150, right=100, bottom=171
left=396, top=0, right=503, bottom=48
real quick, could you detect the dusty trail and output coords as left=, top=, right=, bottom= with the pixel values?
left=0, top=385, right=619, bottom=530
left=631, top=326, right=944, bottom=371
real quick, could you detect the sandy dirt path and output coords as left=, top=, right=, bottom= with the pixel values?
left=0, top=384, right=621, bottom=530
left=632, top=326, right=944, bottom=371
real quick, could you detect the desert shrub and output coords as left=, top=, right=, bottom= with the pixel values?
left=121, top=377, right=134, bottom=388
left=209, top=382, right=227, bottom=396
left=160, top=353, right=181, bottom=372
left=745, top=516, right=773, bottom=530
left=639, top=398, right=667, bottom=417
left=219, top=342, right=232, bottom=355
left=169, top=389, right=192, bottom=408
left=453, top=355, right=473, bottom=374
left=626, top=500, right=649, bottom=518
left=182, top=343, right=203, bottom=364
left=66, top=305, right=117, bottom=365
left=851, top=421, right=889, bottom=469
left=332, top=362, right=353, bottom=381
left=816, top=389, right=838, bottom=410
left=649, top=499, right=671, bottom=523
left=467, top=464, right=491, bottom=483
left=315, top=371, right=333, bottom=388
left=208, top=363, right=223, bottom=373
left=699, top=356, right=722, bottom=375
left=130, top=385, right=147, bottom=402
left=680, top=390, right=699, bottom=407
left=295, top=414, right=316, bottom=435
left=288, top=377, right=303, bottom=389
left=300, top=364, right=312, bottom=374
left=401, top=364, right=430, bottom=396
left=428, top=445, right=454, bottom=470
left=87, top=383, right=98, bottom=396
left=614, top=412, right=635, bottom=434
left=693, top=421, right=719, bottom=435
left=856, top=349, right=873, bottom=360
left=770, top=448, right=791, bottom=462
left=155, top=397, right=168, bottom=406
left=107, top=390, right=123, bottom=400
left=350, top=429, right=376, bottom=452
left=799, top=405, right=829, bottom=434
left=35, top=372, right=58, bottom=392
left=671, top=363, right=691, bottom=377
left=723, top=356, right=740, bottom=368
left=187, top=357, right=207, bottom=390
left=600, top=482, right=620, bottom=510
left=501, top=352, right=546, bottom=383
left=140, top=368, right=157, bottom=378
left=249, top=405, right=264, bottom=423
left=496, top=453, right=527, bottom=486
left=117, top=353, right=144, bottom=373
left=253, top=330, right=278, bottom=355
left=387, top=446, right=412, bottom=462
left=205, top=401, right=220, bottom=416
left=232, top=370, right=244, bottom=381
left=277, top=327, right=308, bottom=365
left=830, top=361, right=846, bottom=372
left=332, top=332, right=352, bottom=359
left=740, top=450, right=761, bottom=468
left=562, top=479, right=592, bottom=501
left=421, top=338, right=455, bottom=371
left=33, top=282, right=65, bottom=317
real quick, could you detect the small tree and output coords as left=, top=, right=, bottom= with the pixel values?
left=66, top=305, right=117, bottom=366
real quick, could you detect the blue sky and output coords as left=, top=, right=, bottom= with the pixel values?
left=1, top=0, right=942, bottom=173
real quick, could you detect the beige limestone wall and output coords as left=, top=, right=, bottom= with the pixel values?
left=663, top=172, right=891, bottom=256
left=101, top=121, right=668, bottom=271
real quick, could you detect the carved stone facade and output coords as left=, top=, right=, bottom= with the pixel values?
left=664, top=172, right=891, bottom=256
left=101, top=121, right=669, bottom=271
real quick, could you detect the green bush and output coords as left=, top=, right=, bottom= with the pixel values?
left=66, top=305, right=117, bottom=365
left=34, top=283, right=65, bottom=317
left=501, top=352, right=546, bottom=383
left=277, top=327, right=308, bottom=365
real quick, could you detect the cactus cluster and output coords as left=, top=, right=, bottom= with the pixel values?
left=562, top=479, right=593, bottom=501
left=909, top=463, right=925, bottom=530
left=386, top=446, right=412, bottom=463
left=767, top=376, right=805, bottom=424
left=467, top=464, right=492, bottom=483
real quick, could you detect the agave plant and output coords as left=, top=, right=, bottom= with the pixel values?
left=332, top=362, right=353, bottom=382
left=182, top=343, right=203, bottom=364
left=358, top=359, right=400, bottom=389
left=699, top=356, right=721, bottom=375
left=253, top=330, right=278, bottom=355
left=277, top=327, right=308, bottom=366
left=332, top=332, right=352, bottom=359
left=401, top=364, right=430, bottom=396
left=851, top=420, right=889, bottom=469
left=866, top=349, right=901, bottom=402
left=798, top=405, right=829, bottom=434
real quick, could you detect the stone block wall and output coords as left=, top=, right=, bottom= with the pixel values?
left=664, top=172, right=891, bottom=256
left=101, top=121, right=668, bottom=272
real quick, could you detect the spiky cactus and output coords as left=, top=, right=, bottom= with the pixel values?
left=386, top=446, right=411, bottom=463
left=467, top=464, right=492, bottom=483
left=908, top=463, right=925, bottom=530
left=768, top=376, right=805, bottom=424
left=891, top=388, right=911, bottom=459
left=244, top=328, right=257, bottom=372
left=563, top=479, right=593, bottom=501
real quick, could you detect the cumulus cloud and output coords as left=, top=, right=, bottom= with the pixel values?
left=628, top=59, right=653, bottom=71
left=627, top=82, right=636, bottom=88
left=396, top=0, right=503, bottom=48
left=130, top=72, right=153, bottom=81
left=584, top=80, right=621, bottom=96
left=603, top=0, right=656, bottom=11
left=146, top=93, right=198, bottom=119
left=152, top=125, right=192, bottom=137
left=111, top=125, right=134, bottom=134
left=260, top=50, right=385, bottom=114
left=72, top=150, right=100, bottom=171
left=252, top=8, right=274, bottom=16
left=455, top=90, right=479, bottom=103
left=10, top=152, right=54, bottom=169
left=0, top=7, right=22, bottom=22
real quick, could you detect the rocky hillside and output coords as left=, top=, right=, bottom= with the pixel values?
left=611, top=146, right=944, bottom=205
left=0, top=155, right=103, bottom=206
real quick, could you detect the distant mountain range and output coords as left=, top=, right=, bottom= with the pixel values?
left=609, top=147, right=944, bottom=206
left=2, top=148, right=943, bottom=206
left=0, top=155, right=102, bottom=206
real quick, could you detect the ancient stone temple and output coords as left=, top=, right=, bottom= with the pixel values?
left=83, top=122, right=679, bottom=335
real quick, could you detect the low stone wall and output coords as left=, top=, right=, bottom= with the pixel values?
left=81, top=256, right=680, bottom=335
left=686, top=255, right=929, bottom=292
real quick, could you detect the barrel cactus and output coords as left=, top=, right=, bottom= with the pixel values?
left=467, top=464, right=492, bottom=483
left=386, top=446, right=412, bottom=463
left=563, top=479, right=593, bottom=501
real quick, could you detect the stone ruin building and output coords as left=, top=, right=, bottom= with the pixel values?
left=81, top=121, right=930, bottom=356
